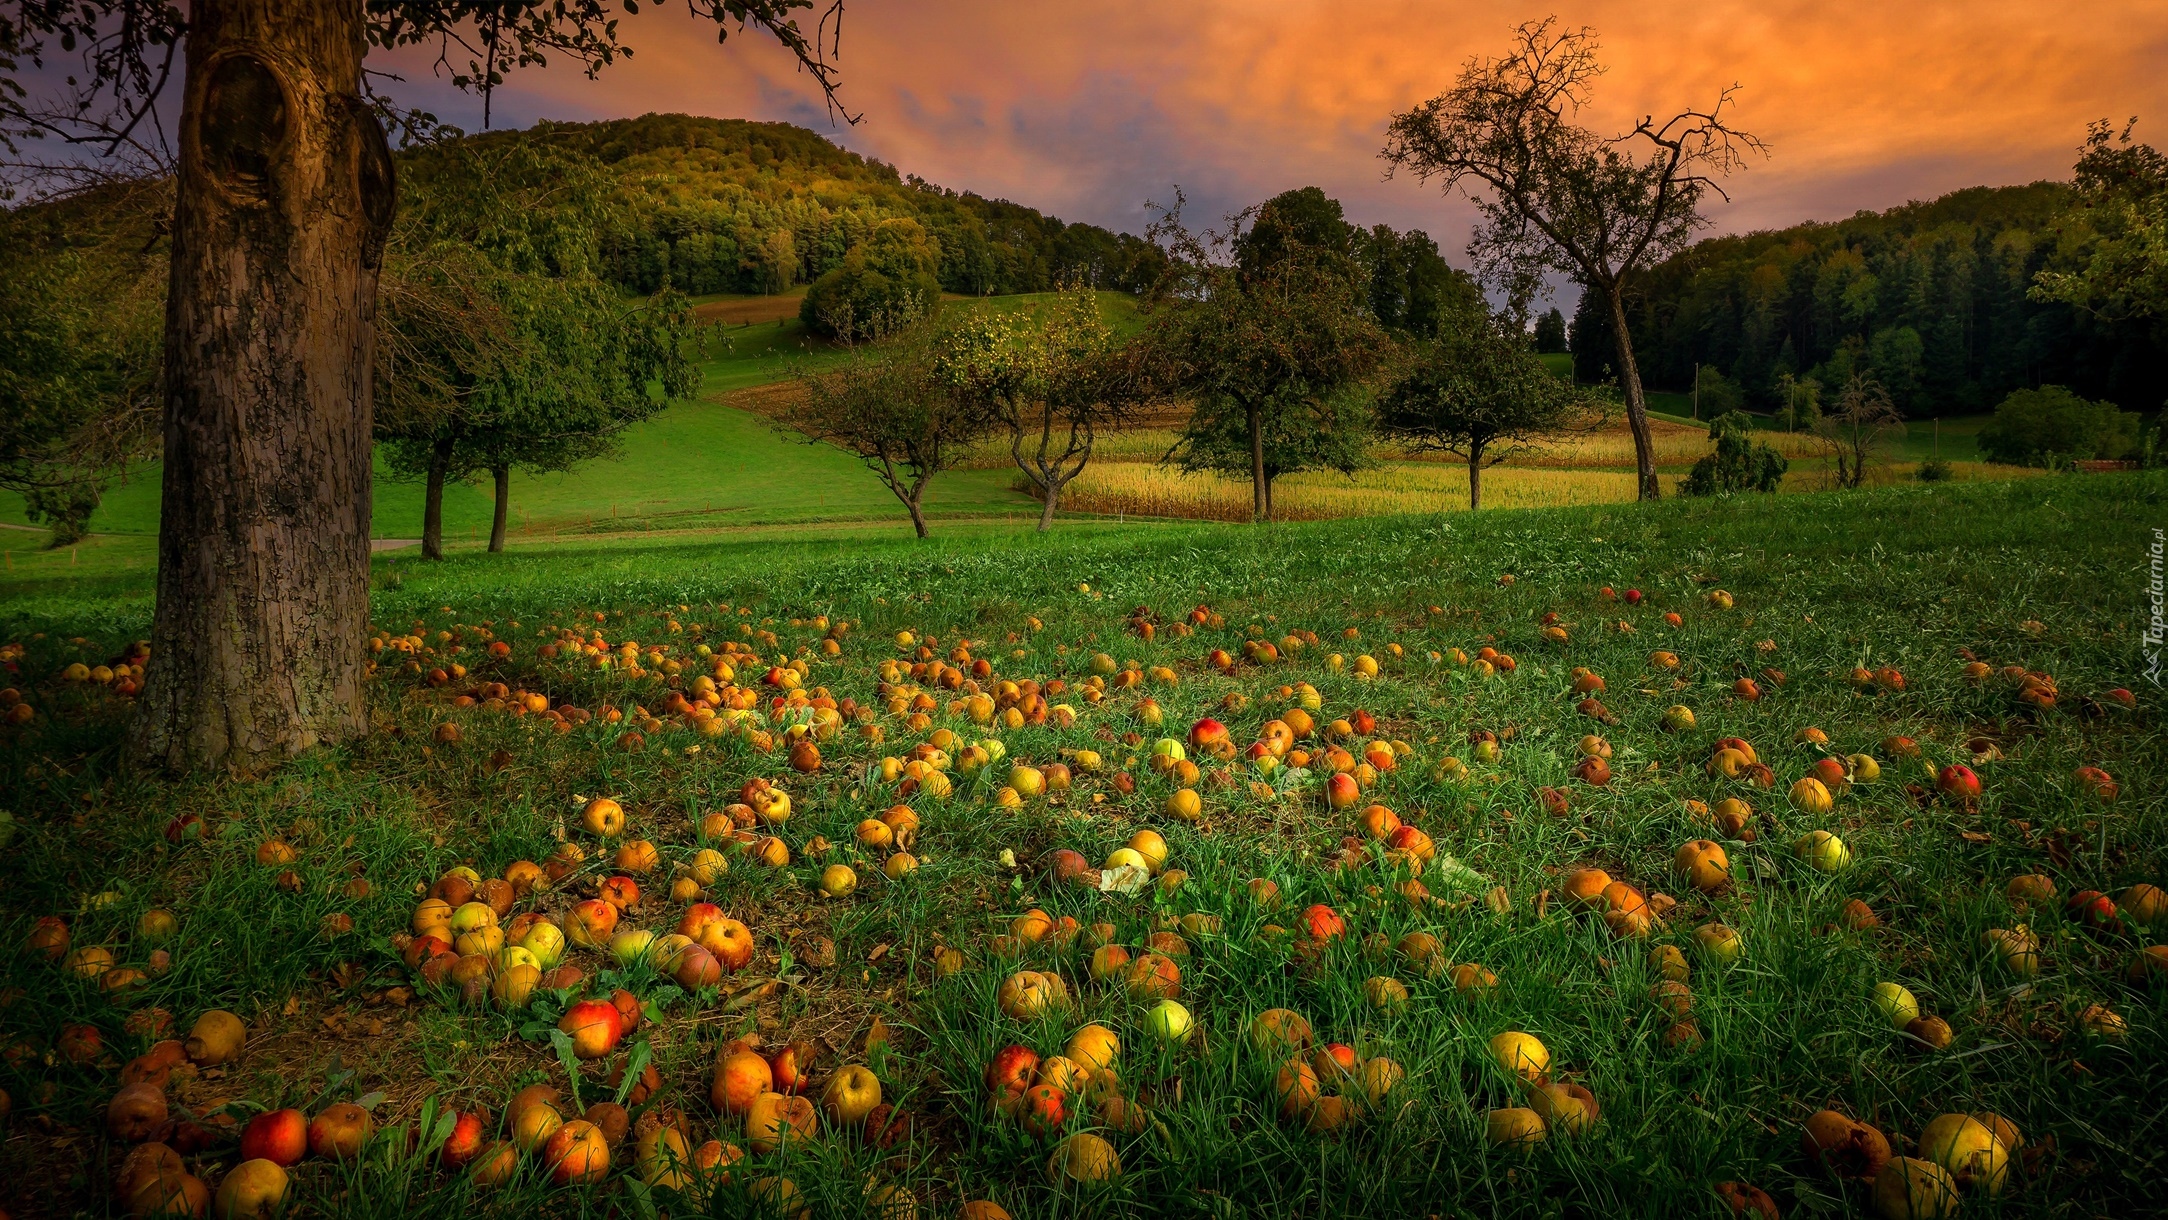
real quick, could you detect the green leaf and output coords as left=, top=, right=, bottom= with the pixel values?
left=549, top=1029, right=585, bottom=1112
left=614, top=1039, right=653, bottom=1106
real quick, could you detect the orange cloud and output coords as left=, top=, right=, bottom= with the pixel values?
left=384, top=1, right=2168, bottom=251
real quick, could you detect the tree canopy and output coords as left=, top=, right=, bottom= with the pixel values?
left=1977, top=385, right=2143, bottom=467
left=1377, top=299, right=1598, bottom=509
left=1145, top=188, right=1391, bottom=522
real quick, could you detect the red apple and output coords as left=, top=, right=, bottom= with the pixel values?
left=1624, top=589, right=1643, bottom=604
left=677, top=902, right=725, bottom=941
left=542, top=1118, right=610, bottom=1184
left=768, top=1041, right=816, bottom=1094
left=440, top=1110, right=486, bottom=1168
left=2067, top=890, right=2121, bottom=932
left=1188, top=718, right=1229, bottom=751
left=565, top=899, right=618, bottom=948
left=1020, top=1083, right=1067, bottom=1137
left=984, top=1045, right=1040, bottom=1112
left=1324, top=773, right=1360, bottom=810
left=558, top=1000, right=623, bottom=1060
left=1351, top=709, right=1376, bottom=735
left=1300, top=904, right=1346, bottom=943
left=240, top=1108, right=308, bottom=1167
left=1937, top=764, right=1981, bottom=800
left=699, top=917, right=755, bottom=971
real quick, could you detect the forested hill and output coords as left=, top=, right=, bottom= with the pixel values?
left=1573, top=180, right=2168, bottom=415
left=478, top=113, right=1162, bottom=298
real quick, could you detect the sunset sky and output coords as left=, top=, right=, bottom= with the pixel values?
left=369, top=0, right=2168, bottom=256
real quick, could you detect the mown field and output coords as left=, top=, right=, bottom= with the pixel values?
left=2, top=473, right=2164, bottom=1219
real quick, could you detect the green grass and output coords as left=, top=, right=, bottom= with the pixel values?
left=2, top=472, right=2164, bottom=1217
left=0, top=292, right=1146, bottom=548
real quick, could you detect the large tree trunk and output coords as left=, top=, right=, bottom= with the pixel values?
left=1604, top=287, right=1659, bottom=501
left=133, top=0, right=394, bottom=771
left=421, top=434, right=453, bottom=560
left=489, top=463, right=510, bottom=552
left=1247, top=401, right=1266, bottom=523
left=1468, top=441, right=1485, bottom=511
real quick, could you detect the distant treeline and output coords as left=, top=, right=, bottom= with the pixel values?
left=1570, top=183, right=2168, bottom=415
left=470, top=113, right=1165, bottom=298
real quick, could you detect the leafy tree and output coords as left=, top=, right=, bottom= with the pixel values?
left=374, top=136, right=693, bottom=558
left=1143, top=191, right=1391, bottom=522
left=1817, top=373, right=1903, bottom=489
left=1692, top=366, right=1744, bottom=418
left=1682, top=411, right=1786, bottom=495
left=1532, top=307, right=1568, bottom=353
left=800, top=217, right=946, bottom=338
left=935, top=284, right=1147, bottom=531
left=0, top=0, right=849, bottom=770
left=1383, top=18, right=1764, bottom=500
left=1772, top=371, right=1822, bottom=432
left=2032, top=120, right=2168, bottom=321
left=1978, top=385, right=2142, bottom=467
left=777, top=336, right=992, bottom=538
left=0, top=184, right=165, bottom=544
left=1377, top=302, right=1599, bottom=509
left=1356, top=225, right=1482, bottom=337
left=1568, top=287, right=1617, bottom=382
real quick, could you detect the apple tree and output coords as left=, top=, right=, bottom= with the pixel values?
left=1142, top=189, right=1389, bottom=523
left=1377, top=299, right=1601, bottom=510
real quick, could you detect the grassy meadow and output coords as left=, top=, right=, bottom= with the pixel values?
left=2, top=472, right=2164, bottom=1218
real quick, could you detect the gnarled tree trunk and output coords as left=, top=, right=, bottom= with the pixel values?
left=132, top=0, right=393, bottom=771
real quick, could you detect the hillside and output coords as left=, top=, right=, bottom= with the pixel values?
left=1572, top=180, right=2168, bottom=416
left=476, top=113, right=1163, bottom=298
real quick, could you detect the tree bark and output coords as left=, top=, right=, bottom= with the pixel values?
left=421, top=434, right=453, bottom=560
left=1247, top=401, right=1267, bottom=523
left=1468, top=440, right=1486, bottom=511
left=1038, top=477, right=1061, bottom=532
left=489, top=463, right=510, bottom=552
left=905, top=495, right=930, bottom=538
left=132, top=0, right=393, bottom=772
left=1604, top=287, right=1660, bottom=501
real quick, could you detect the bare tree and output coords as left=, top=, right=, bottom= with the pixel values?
left=778, top=344, right=991, bottom=538
left=1817, top=373, right=1903, bottom=489
left=1381, top=18, right=1765, bottom=501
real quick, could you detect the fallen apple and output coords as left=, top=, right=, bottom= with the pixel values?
left=821, top=1064, right=882, bottom=1125
left=1872, top=982, right=1920, bottom=1030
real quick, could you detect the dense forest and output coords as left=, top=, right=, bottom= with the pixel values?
left=481, top=113, right=1167, bottom=297
left=1571, top=182, right=2168, bottom=415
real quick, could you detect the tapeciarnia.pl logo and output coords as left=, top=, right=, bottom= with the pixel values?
left=2146, top=527, right=2165, bottom=686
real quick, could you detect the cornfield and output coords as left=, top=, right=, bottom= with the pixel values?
left=956, top=420, right=1833, bottom=472
left=1043, top=462, right=1665, bottom=521
left=1038, top=457, right=2042, bottom=522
